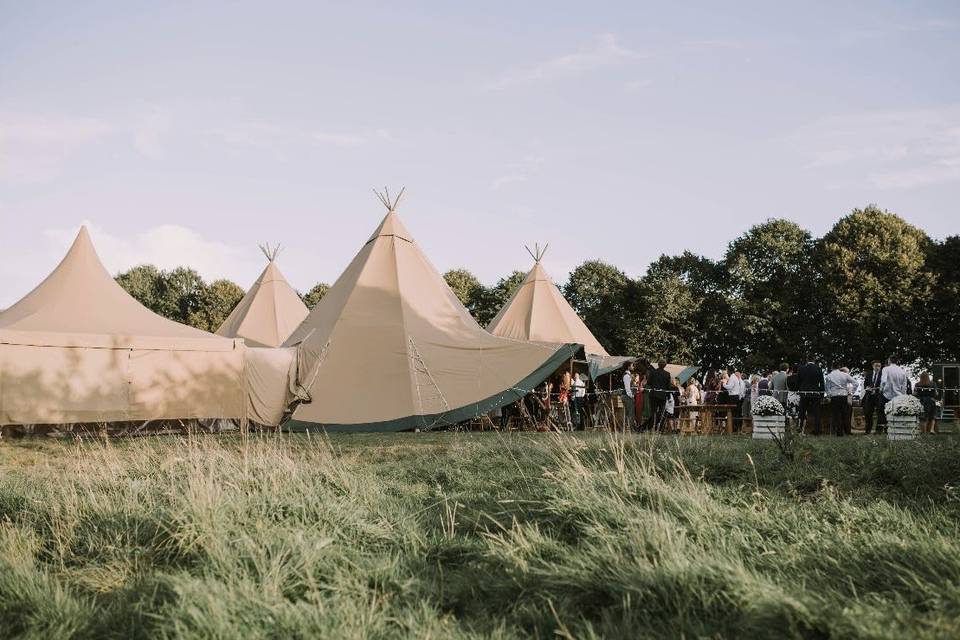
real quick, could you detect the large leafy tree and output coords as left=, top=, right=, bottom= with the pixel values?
left=815, top=206, right=934, bottom=367
left=473, top=270, right=525, bottom=327
left=629, top=260, right=698, bottom=363
left=722, top=219, right=816, bottom=371
left=116, top=265, right=163, bottom=312
left=116, top=265, right=244, bottom=331
left=191, top=279, right=245, bottom=332
left=925, top=236, right=960, bottom=362
left=619, top=252, right=727, bottom=367
left=563, top=260, right=631, bottom=355
left=443, top=269, right=486, bottom=320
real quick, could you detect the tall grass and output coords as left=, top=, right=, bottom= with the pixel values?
left=1, top=432, right=959, bottom=639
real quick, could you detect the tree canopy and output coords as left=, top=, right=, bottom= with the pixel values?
left=114, top=205, right=954, bottom=373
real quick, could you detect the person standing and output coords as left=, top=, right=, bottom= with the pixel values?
left=797, top=357, right=825, bottom=435
left=571, top=372, right=586, bottom=430
left=914, top=372, right=940, bottom=434
left=621, top=363, right=635, bottom=431
left=771, top=363, right=789, bottom=405
left=647, top=361, right=672, bottom=431
left=723, top=368, right=745, bottom=431
left=758, top=372, right=772, bottom=397
left=633, top=370, right=646, bottom=431
left=685, top=379, right=701, bottom=430
left=826, top=364, right=856, bottom=436
left=862, top=361, right=885, bottom=434
left=841, top=367, right=854, bottom=434
left=880, top=356, right=909, bottom=412
left=703, top=370, right=720, bottom=404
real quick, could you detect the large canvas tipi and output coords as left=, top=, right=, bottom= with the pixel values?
left=284, top=191, right=578, bottom=431
left=486, top=247, right=633, bottom=378
left=216, top=244, right=309, bottom=348
left=0, top=227, right=247, bottom=425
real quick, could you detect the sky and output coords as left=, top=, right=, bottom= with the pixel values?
left=1, top=1, right=959, bottom=307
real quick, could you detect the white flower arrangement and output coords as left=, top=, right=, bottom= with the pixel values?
left=884, top=394, right=923, bottom=417
left=752, top=395, right=786, bottom=417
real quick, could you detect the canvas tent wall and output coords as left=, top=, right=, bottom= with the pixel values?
left=216, top=244, right=309, bottom=348
left=486, top=250, right=634, bottom=379
left=0, top=227, right=248, bottom=425
left=284, top=192, right=578, bottom=431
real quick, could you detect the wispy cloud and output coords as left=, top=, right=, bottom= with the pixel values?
left=206, top=121, right=393, bottom=149
left=491, top=154, right=545, bottom=190
left=131, top=108, right=173, bottom=158
left=484, top=33, right=646, bottom=91
left=44, top=222, right=259, bottom=283
left=789, top=106, right=960, bottom=190
left=843, top=17, right=957, bottom=42
left=483, top=33, right=745, bottom=92
left=0, top=112, right=113, bottom=184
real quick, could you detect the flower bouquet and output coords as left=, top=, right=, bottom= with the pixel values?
left=752, top=395, right=786, bottom=417
left=884, top=394, right=923, bottom=417
left=752, top=395, right=786, bottom=439
left=884, top=394, right=921, bottom=441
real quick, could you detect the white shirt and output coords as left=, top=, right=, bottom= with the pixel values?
left=880, top=365, right=909, bottom=400
left=723, top=374, right=744, bottom=398
left=572, top=378, right=586, bottom=398
left=623, top=372, right=634, bottom=398
left=825, top=369, right=856, bottom=397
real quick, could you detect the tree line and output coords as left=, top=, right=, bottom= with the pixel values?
left=115, top=265, right=329, bottom=332
left=116, top=205, right=958, bottom=371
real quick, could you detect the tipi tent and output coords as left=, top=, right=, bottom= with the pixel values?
left=284, top=190, right=578, bottom=431
left=216, top=244, right=309, bottom=347
left=0, top=227, right=247, bottom=425
left=486, top=247, right=634, bottom=378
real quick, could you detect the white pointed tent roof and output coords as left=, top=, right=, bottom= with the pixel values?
left=0, top=227, right=232, bottom=350
left=284, top=198, right=576, bottom=431
left=486, top=255, right=609, bottom=357
left=216, top=248, right=309, bottom=348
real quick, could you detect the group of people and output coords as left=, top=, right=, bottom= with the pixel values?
left=620, top=361, right=696, bottom=432
left=618, top=355, right=942, bottom=436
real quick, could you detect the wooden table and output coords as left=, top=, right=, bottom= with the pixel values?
left=676, top=404, right=738, bottom=434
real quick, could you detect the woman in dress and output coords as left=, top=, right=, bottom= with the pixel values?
left=914, top=372, right=940, bottom=434
left=634, top=370, right=646, bottom=431
left=703, top=369, right=720, bottom=404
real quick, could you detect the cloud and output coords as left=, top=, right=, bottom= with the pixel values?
left=788, top=106, right=960, bottom=190
left=0, top=112, right=113, bottom=184
left=0, top=109, right=391, bottom=185
left=43, top=222, right=259, bottom=284
left=491, top=154, right=545, bottom=190
left=131, top=108, right=173, bottom=158
left=207, top=122, right=393, bottom=149
left=484, top=33, right=646, bottom=91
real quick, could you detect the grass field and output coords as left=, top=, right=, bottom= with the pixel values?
left=2, top=431, right=960, bottom=639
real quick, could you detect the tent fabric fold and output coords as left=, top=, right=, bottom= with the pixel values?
left=0, top=227, right=248, bottom=425
left=284, top=208, right=578, bottom=432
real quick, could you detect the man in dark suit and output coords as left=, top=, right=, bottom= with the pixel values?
left=647, top=360, right=672, bottom=432
left=862, top=360, right=886, bottom=434
left=796, top=357, right=825, bottom=435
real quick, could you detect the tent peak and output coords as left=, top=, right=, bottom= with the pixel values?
left=373, top=186, right=405, bottom=213
left=524, top=242, right=549, bottom=263
left=259, top=242, right=282, bottom=262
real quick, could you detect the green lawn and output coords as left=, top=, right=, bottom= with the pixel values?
left=1, top=431, right=959, bottom=639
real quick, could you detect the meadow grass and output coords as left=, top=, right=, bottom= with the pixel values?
left=1, top=431, right=959, bottom=639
